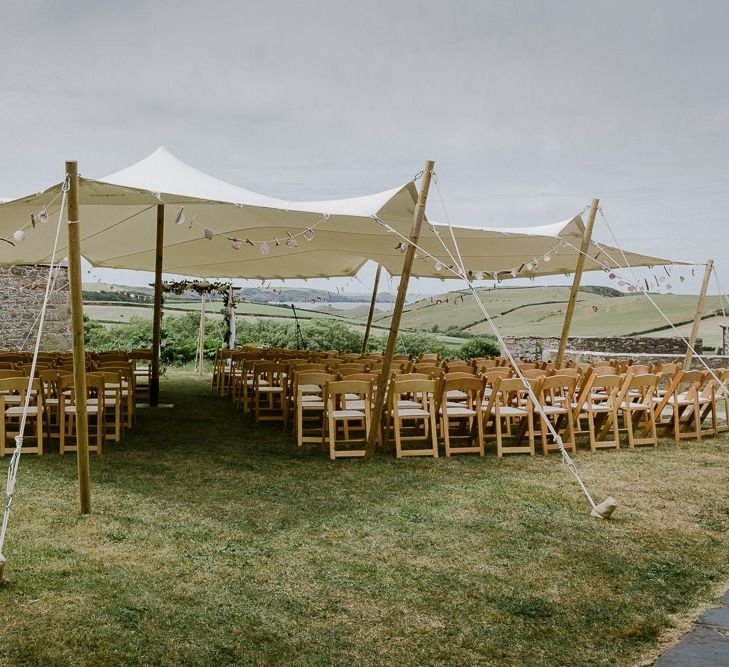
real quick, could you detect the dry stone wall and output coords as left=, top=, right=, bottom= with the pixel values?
left=0, top=265, right=71, bottom=351
left=502, top=335, right=702, bottom=361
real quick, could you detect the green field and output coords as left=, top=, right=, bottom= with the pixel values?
left=3, top=373, right=729, bottom=665
left=369, top=287, right=725, bottom=348
left=84, top=284, right=727, bottom=350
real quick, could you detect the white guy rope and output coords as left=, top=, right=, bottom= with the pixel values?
left=372, top=210, right=601, bottom=511
left=563, top=210, right=729, bottom=398
left=0, top=176, right=69, bottom=561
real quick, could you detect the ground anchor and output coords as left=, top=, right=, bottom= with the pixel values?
left=591, top=497, right=618, bottom=519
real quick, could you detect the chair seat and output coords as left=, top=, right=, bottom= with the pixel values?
left=65, top=405, right=100, bottom=414
left=441, top=406, right=477, bottom=417
left=298, top=384, right=322, bottom=394
left=447, top=390, right=468, bottom=399
left=332, top=409, right=366, bottom=419
left=89, top=398, right=116, bottom=406
left=346, top=400, right=367, bottom=410
left=654, top=395, right=712, bottom=406
left=301, top=401, right=325, bottom=410
left=539, top=405, right=567, bottom=415
left=581, top=404, right=614, bottom=413
left=621, top=401, right=651, bottom=410
left=4, top=406, right=39, bottom=415
left=257, top=386, right=282, bottom=393
left=396, top=408, right=430, bottom=418
left=496, top=406, right=528, bottom=417
left=397, top=400, right=423, bottom=409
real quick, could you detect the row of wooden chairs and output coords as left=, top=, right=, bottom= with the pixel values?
left=215, top=347, right=729, bottom=460
left=0, top=349, right=153, bottom=456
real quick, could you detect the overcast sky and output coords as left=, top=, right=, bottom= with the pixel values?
left=1, top=0, right=727, bottom=297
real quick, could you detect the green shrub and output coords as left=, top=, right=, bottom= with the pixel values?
left=457, top=336, right=500, bottom=360
left=371, top=330, right=448, bottom=359
left=300, top=319, right=363, bottom=353
left=85, top=313, right=487, bottom=365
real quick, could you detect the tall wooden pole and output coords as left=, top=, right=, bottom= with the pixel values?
left=361, top=263, right=383, bottom=353
left=684, top=259, right=713, bottom=369
left=150, top=204, right=164, bottom=406
left=555, top=198, right=600, bottom=367
left=365, top=160, right=434, bottom=460
left=66, top=161, right=91, bottom=514
left=197, top=291, right=206, bottom=375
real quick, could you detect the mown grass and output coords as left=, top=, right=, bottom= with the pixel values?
left=2, top=373, right=729, bottom=666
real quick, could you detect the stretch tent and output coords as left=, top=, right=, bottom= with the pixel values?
left=0, top=147, right=675, bottom=279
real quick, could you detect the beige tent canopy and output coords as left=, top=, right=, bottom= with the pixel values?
left=0, top=147, right=675, bottom=279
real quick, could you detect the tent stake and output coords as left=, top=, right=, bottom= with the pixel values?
left=150, top=204, right=164, bottom=406
left=365, top=161, right=434, bottom=461
left=361, top=263, right=383, bottom=353
left=66, top=161, right=91, bottom=514
left=555, top=198, right=599, bottom=367
left=684, top=259, right=714, bottom=369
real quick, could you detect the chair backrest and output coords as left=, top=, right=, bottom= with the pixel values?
left=520, top=368, right=547, bottom=380
left=294, top=372, right=336, bottom=398
left=482, top=368, right=512, bottom=381
left=516, top=362, right=538, bottom=370
left=324, top=379, right=373, bottom=405
left=627, top=364, right=651, bottom=376
left=412, top=364, right=440, bottom=375
left=0, top=377, right=42, bottom=405
left=391, top=377, right=437, bottom=398
left=339, top=372, right=379, bottom=383
left=330, top=363, right=369, bottom=374
left=616, top=374, right=658, bottom=408
left=491, top=377, right=541, bottom=409
left=591, top=365, right=615, bottom=376
left=585, top=373, right=621, bottom=405
left=439, top=376, right=483, bottom=408
left=337, top=366, right=372, bottom=378
left=539, top=374, right=577, bottom=403
left=443, top=371, right=478, bottom=381
left=551, top=367, right=580, bottom=378
left=445, top=363, right=477, bottom=375
left=471, top=358, right=499, bottom=370
left=0, top=369, right=21, bottom=379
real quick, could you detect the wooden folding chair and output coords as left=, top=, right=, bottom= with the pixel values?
left=483, top=376, right=539, bottom=456
left=388, top=377, right=438, bottom=458
left=0, top=377, right=44, bottom=456
left=579, top=374, right=622, bottom=451
left=536, top=374, right=577, bottom=455
left=655, top=370, right=715, bottom=442
left=58, top=374, right=105, bottom=455
left=324, top=379, right=373, bottom=460
left=294, top=372, right=335, bottom=448
left=437, top=376, right=484, bottom=457
left=618, top=374, right=659, bottom=448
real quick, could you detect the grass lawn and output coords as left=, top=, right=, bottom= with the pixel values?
left=2, top=373, right=729, bottom=665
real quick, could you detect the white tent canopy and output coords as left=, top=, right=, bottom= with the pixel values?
left=0, top=147, right=678, bottom=279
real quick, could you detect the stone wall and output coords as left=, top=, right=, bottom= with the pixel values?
left=502, top=335, right=703, bottom=361
left=550, top=350, right=728, bottom=371
left=0, top=265, right=71, bottom=351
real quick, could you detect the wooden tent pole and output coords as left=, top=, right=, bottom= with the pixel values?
left=555, top=198, right=600, bottom=367
left=365, top=160, right=434, bottom=460
left=361, top=263, right=383, bottom=353
left=198, top=291, right=206, bottom=375
left=150, top=204, right=164, bottom=406
left=66, top=161, right=91, bottom=514
left=684, top=259, right=713, bottom=369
